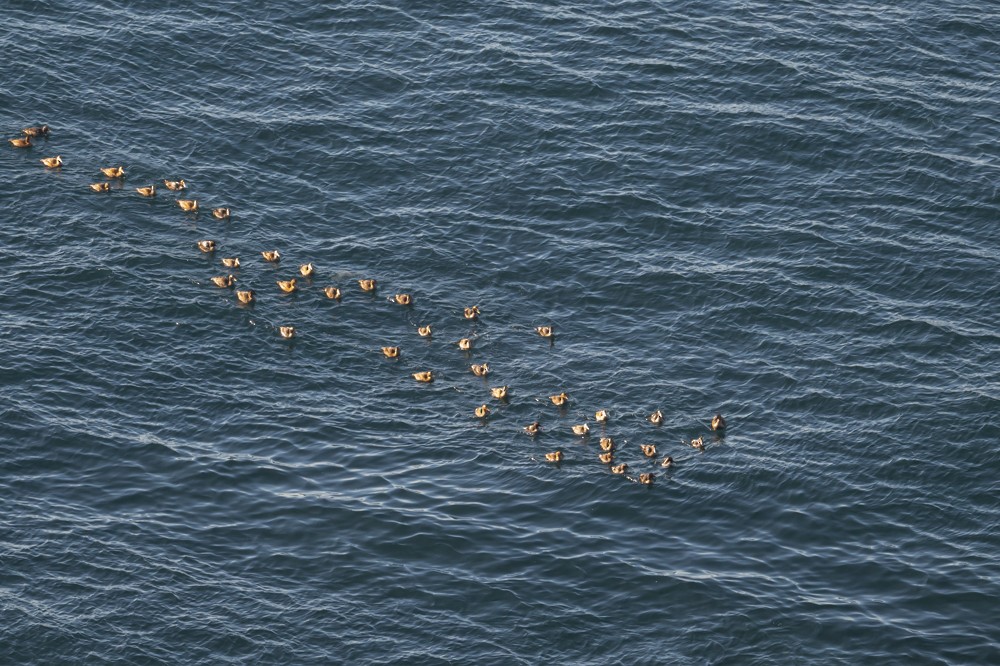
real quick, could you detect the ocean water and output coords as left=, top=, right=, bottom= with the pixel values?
left=2, top=1, right=999, bottom=663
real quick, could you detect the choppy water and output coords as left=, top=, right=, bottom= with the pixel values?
left=3, top=1, right=999, bottom=663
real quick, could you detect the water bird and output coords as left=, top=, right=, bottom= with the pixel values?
left=136, top=184, right=156, bottom=197
left=640, top=444, right=657, bottom=458
left=212, top=207, right=231, bottom=220
left=323, top=286, right=342, bottom=300
left=690, top=436, right=705, bottom=451
left=8, top=136, right=31, bottom=148
left=571, top=423, right=590, bottom=436
left=535, top=326, right=554, bottom=339
left=524, top=421, right=540, bottom=436
left=660, top=456, right=674, bottom=468
left=639, top=473, right=655, bottom=485
left=236, top=290, right=256, bottom=304
left=544, top=451, right=563, bottom=462
left=177, top=199, right=198, bottom=212
left=299, top=263, right=315, bottom=278
left=197, top=240, right=216, bottom=253
left=279, top=326, right=296, bottom=339
left=611, top=463, right=628, bottom=475
left=101, top=166, right=125, bottom=178
left=470, top=363, right=490, bottom=377
left=40, top=156, right=62, bottom=168
left=599, top=437, right=615, bottom=452
left=463, top=306, right=480, bottom=320
left=599, top=452, right=614, bottom=464
left=394, top=294, right=412, bottom=306
left=381, top=346, right=400, bottom=358
left=163, top=179, right=186, bottom=190
left=22, top=125, right=49, bottom=137
left=549, top=392, right=569, bottom=406
left=490, top=385, right=509, bottom=400
left=711, top=413, right=727, bottom=432
left=89, top=182, right=110, bottom=193
left=221, top=257, right=240, bottom=268
left=594, top=409, right=609, bottom=423
left=417, top=325, right=432, bottom=338
left=358, top=278, right=377, bottom=292
left=412, top=371, right=434, bottom=383
left=210, top=275, right=236, bottom=288
left=277, top=278, right=298, bottom=293
left=475, top=404, right=490, bottom=418
left=261, top=250, right=281, bottom=263
left=649, top=410, right=664, bottom=425
left=457, top=338, right=472, bottom=351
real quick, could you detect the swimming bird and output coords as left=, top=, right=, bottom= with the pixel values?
left=101, top=166, right=125, bottom=178
left=299, top=263, right=315, bottom=278
left=457, top=338, right=472, bottom=351
left=261, top=250, right=281, bottom=263
left=279, top=326, right=296, bottom=339
left=358, top=278, right=377, bottom=292
left=236, top=290, right=256, bottom=304
left=599, top=437, right=615, bottom=452
left=381, top=346, right=400, bottom=358
left=475, top=404, right=490, bottom=418
left=640, top=444, right=657, bottom=458
left=594, top=409, right=609, bottom=423
left=549, top=392, right=569, bottom=406
left=544, top=451, right=563, bottom=462
left=660, top=456, right=674, bottom=468
left=463, top=306, right=480, bottom=320
left=598, top=452, right=614, bottom=464
left=524, top=421, right=540, bottom=436
left=711, top=413, right=727, bottom=432
left=571, top=423, right=590, bottom=436
left=210, top=275, right=236, bottom=288
left=417, top=325, right=432, bottom=338
left=8, top=136, right=31, bottom=148
left=276, top=278, right=298, bottom=293
left=611, top=463, right=628, bottom=475
left=221, top=257, right=240, bottom=268
left=40, top=156, right=62, bottom=168
left=639, top=473, right=655, bottom=485
left=163, top=179, right=185, bottom=190
left=412, top=371, right=434, bottom=383
left=212, top=207, right=231, bottom=220
left=197, top=240, right=216, bottom=253
left=323, top=286, right=342, bottom=300
left=177, top=199, right=198, bottom=212
left=136, top=184, right=156, bottom=197
left=690, top=436, right=705, bottom=451
left=535, top=325, right=553, bottom=339
left=89, top=182, right=110, bottom=193
left=470, top=363, right=490, bottom=377
left=490, top=385, right=509, bottom=400
left=394, top=294, right=412, bottom=306
left=22, top=125, right=49, bottom=137
left=649, top=410, right=664, bottom=425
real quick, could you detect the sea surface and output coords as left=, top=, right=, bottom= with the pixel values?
left=2, top=1, right=999, bottom=664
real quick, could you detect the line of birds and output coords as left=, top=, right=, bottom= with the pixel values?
left=10, top=123, right=731, bottom=486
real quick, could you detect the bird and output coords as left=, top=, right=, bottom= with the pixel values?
left=457, top=338, right=472, bottom=351
left=358, top=278, right=377, bottom=292
left=381, top=346, right=400, bottom=358
left=524, top=421, right=540, bottom=436
left=594, top=409, right=609, bottom=423
left=599, top=437, right=615, bottom=452
left=490, top=386, right=509, bottom=400
left=394, top=294, right=412, bottom=306
left=236, top=290, right=256, bottom=304
left=210, top=275, right=236, bottom=288
left=690, top=436, right=705, bottom=451
left=40, top=156, right=62, bottom=168
left=711, top=413, right=727, bottom=432
left=463, top=306, right=480, bottom=320
left=535, top=326, right=554, bottom=338
left=598, top=452, right=614, bottom=464
left=660, top=456, right=674, bottom=468
left=101, top=166, right=125, bottom=178
left=177, top=199, right=198, bottom=212
left=417, top=325, right=432, bottom=338
left=549, top=392, right=569, bottom=406
left=640, top=444, right=657, bottom=458
left=212, top=207, right=231, bottom=220
left=163, top=179, right=185, bottom=190
left=22, top=125, right=49, bottom=137
left=197, top=240, right=216, bottom=253
left=323, top=286, right=342, bottom=300
left=475, top=404, right=490, bottom=418
left=8, top=136, right=31, bottom=148
left=221, top=257, right=240, bottom=268
left=412, top=371, right=434, bottom=383
left=649, top=410, right=664, bottom=425
left=136, top=184, right=156, bottom=197
left=279, top=326, right=296, bottom=339
left=89, top=182, right=110, bottom=193
left=571, top=423, right=590, bottom=436
left=639, top=473, right=655, bottom=485
left=276, top=278, right=298, bottom=293
left=544, top=451, right=563, bottom=462
left=611, top=463, right=628, bottom=475
left=261, top=250, right=281, bottom=263
left=470, top=363, right=490, bottom=377
left=299, top=263, right=315, bottom=278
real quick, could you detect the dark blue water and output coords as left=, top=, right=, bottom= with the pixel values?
left=3, top=1, right=999, bottom=663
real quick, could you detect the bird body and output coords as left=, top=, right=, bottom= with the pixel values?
left=40, top=156, right=62, bottom=168
left=261, top=250, right=281, bottom=263
left=221, top=257, right=240, bottom=268
left=711, top=414, right=727, bottom=432
left=197, top=240, right=216, bottom=253
left=236, top=290, right=256, bottom=304
left=470, top=363, right=490, bottom=377
left=594, top=409, right=609, bottom=423
left=89, top=182, right=110, bottom=192
left=381, top=346, right=400, bottom=358
left=276, top=278, right=298, bottom=293
left=544, top=451, right=563, bottom=462
left=22, top=125, right=49, bottom=137
left=299, top=263, right=315, bottom=278
left=611, top=463, right=628, bottom=475
left=535, top=326, right=553, bottom=338
left=323, top=286, right=342, bottom=300
left=212, top=207, right=231, bottom=220
left=279, top=326, right=296, bottom=339
left=8, top=136, right=31, bottom=148
left=136, top=185, right=156, bottom=197
left=457, top=338, right=472, bottom=351
left=641, top=444, right=657, bottom=458
left=210, top=275, right=236, bottom=288
left=571, top=423, right=590, bottom=436
left=463, top=306, right=480, bottom=320
left=358, top=279, right=377, bottom=292
left=413, top=371, right=434, bottom=383
left=177, top=199, right=198, bottom=212
left=163, top=179, right=186, bottom=190
left=394, top=294, right=412, bottom=305
left=417, top=325, right=432, bottom=337
left=475, top=404, right=490, bottom=418
left=649, top=410, right=664, bottom=425
left=490, top=385, right=509, bottom=400
left=598, top=452, right=614, bottom=464
left=524, top=421, right=540, bottom=436
left=690, top=437, right=705, bottom=451
left=660, top=456, right=674, bottom=468
left=101, top=166, right=125, bottom=178
left=639, top=473, right=655, bottom=485
left=549, top=392, right=569, bottom=406
left=599, top=437, right=615, bottom=452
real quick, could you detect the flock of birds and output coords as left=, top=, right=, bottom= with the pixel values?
left=9, top=123, right=730, bottom=487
